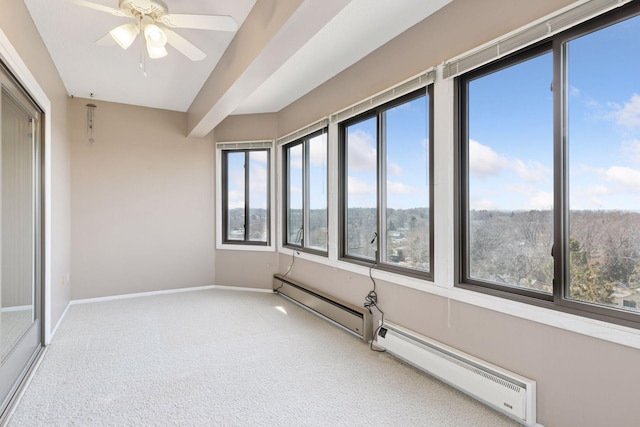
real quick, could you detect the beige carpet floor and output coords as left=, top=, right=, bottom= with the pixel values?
left=8, top=288, right=518, bottom=426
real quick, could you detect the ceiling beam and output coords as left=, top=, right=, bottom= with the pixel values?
left=186, top=0, right=350, bottom=138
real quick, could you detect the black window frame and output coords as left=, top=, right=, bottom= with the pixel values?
left=339, top=86, right=434, bottom=280
left=456, top=2, right=640, bottom=329
left=282, top=128, right=329, bottom=256
left=221, top=148, right=271, bottom=246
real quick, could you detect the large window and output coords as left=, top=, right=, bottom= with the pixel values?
left=283, top=129, right=328, bottom=253
left=340, top=87, right=433, bottom=278
left=222, top=149, right=270, bottom=245
left=461, top=46, right=554, bottom=297
left=459, top=3, right=640, bottom=327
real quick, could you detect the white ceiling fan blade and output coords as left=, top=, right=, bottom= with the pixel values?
left=164, top=29, right=206, bottom=61
left=94, top=32, right=117, bottom=47
left=64, top=0, right=126, bottom=17
left=161, top=14, right=238, bottom=32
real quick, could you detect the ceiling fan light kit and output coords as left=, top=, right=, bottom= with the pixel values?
left=67, top=0, right=238, bottom=64
left=109, top=23, right=139, bottom=49
left=143, top=22, right=168, bottom=58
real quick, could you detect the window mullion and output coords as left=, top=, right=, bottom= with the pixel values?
left=378, top=112, right=386, bottom=264
left=244, top=151, right=250, bottom=243
left=303, top=140, right=310, bottom=248
left=221, top=151, right=229, bottom=243
left=552, top=36, right=566, bottom=304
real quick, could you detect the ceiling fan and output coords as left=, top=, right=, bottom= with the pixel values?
left=66, top=0, right=238, bottom=61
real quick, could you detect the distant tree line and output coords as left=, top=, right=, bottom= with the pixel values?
left=469, top=209, right=640, bottom=307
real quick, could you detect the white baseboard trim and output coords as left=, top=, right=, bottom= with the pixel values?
left=48, top=302, right=71, bottom=344
left=0, top=305, right=32, bottom=313
left=70, top=284, right=272, bottom=306
left=214, top=285, right=273, bottom=293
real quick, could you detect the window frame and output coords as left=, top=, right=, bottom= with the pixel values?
left=282, top=128, right=328, bottom=256
left=456, top=2, right=640, bottom=329
left=339, top=86, right=434, bottom=280
left=221, top=148, right=271, bottom=246
left=457, top=42, right=555, bottom=303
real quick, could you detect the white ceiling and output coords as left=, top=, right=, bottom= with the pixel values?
left=24, top=0, right=256, bottom=112
left=24, top=0, right=452, bottom=119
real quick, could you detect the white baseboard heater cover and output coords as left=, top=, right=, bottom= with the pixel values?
left=377, top=321, right=538, bottom=426
left=273, top=274, right=372, bottom=342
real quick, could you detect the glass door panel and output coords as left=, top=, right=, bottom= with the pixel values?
left=0, top=65, right=42, bottom=419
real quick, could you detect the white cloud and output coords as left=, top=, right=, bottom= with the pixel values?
left=526, top=190, right=553, bottom=210
left=572, top=184, right=610, bottom=210
left=347, top=176, right=375, bottom=195
left=570, top=166, right=640, bottom=209
left=387, top=162, right=403, bottom=176
left=586, top=184, right=610, bottom=196
left=347, top=129, right=376, bottom=171
left=506, top=183, right=553, bottom=210
left=469, top=195, right=498, bottom=210
left=251, top=150, right=268, bottom=165
left=512, top=159, right=551, bottom=183
left=347, top=176, right=376, bottom=208
left=230, top=170, right=245, bottom=191
left=288, top=146, right=303, bottom=169
left=469, top=139, right=550, bottom=183
left=613, top=94, right=640, bottom=131
left=227, top=190, right=244, bottom=209
left=469, top=139, right=510, bottom=179
left=251, top=163, right=267, bottom=182
left=622, top=139, right=640, bottom=164
left=309, top=139, right=327, bottom=166
left=386, top=181, right=413, bottom=195
left=599, top=165, right=640, bottom=192
left=250, top=163, right=268, bottom=199
left=287, top=137, right=327, bottom=168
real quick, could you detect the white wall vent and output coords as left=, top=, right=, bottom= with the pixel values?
left=377, top=321, right=539, bottom=426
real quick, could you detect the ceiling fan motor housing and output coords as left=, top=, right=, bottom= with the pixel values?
left=119, top=0, right=169, bottom=22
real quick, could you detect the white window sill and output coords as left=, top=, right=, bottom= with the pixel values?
left=218, top=243, right=275, bottom=252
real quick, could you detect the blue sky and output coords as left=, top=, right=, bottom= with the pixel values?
left=346, top=94, right=429, bottom=210
left=227, top=151, right=268, bottom=210
left=287, top=133, right=327, bottom=210
left=468, top=13, right=640, bottom=212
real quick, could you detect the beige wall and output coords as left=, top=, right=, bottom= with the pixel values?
left=0, top=0, right=72, bottom=330
left=215, top=0, right=640, bottom=426
left=214, top=113, right=278, bottom=142
left=213, top=113, right=278, bottom=289
left=70, top=99, right=216, bottom=299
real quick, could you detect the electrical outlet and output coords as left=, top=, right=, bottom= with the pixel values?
left=61, top=275, right=65, bottom=288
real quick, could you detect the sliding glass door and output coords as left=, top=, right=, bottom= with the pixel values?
left=0, top=62, right=43, bottom=418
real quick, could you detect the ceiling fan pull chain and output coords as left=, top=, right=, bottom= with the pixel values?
left=138, top=15, right=147, bottom=77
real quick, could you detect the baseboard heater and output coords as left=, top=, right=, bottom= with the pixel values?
left=273, top=274, right=372, bottom=342
left=376, top=321, right=538, bottom=426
